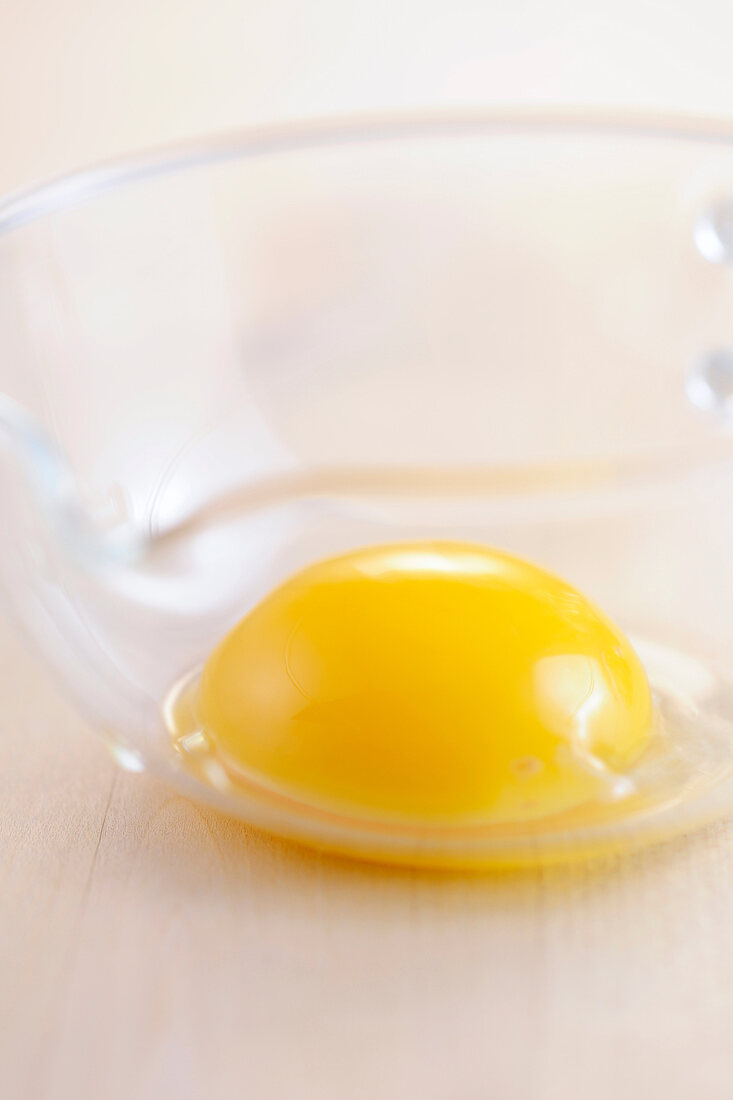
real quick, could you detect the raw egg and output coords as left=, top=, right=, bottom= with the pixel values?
left=191, top=542, right=653, bottom=824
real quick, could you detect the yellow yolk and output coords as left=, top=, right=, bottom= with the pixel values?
left=196, top=543, right=653, bottom=824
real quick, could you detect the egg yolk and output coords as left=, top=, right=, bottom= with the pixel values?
left=196, top=543, right=653, bottom=824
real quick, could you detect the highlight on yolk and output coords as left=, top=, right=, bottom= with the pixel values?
left=192, top=543, right=653, bottom=825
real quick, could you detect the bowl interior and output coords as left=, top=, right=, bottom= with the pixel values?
left=3, top=115, right=733, bottom=863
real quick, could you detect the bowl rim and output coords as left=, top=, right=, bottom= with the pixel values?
left=4, top=106, right=733, bottom=236
left=4, top=105, right=733, bottom=506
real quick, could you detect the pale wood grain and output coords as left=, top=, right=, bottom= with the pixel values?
left=3, top=597, right=733, bottom=1100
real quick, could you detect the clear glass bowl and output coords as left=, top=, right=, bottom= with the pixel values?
left=4, top=110, right=733, bottom=867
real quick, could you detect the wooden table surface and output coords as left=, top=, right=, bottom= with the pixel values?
left=5, top=3, right=733, bottom=1097
left=5, top=609, right=733, bottom=1100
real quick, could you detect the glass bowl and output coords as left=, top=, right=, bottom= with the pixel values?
left=4, top=109, right=733, bottom=868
